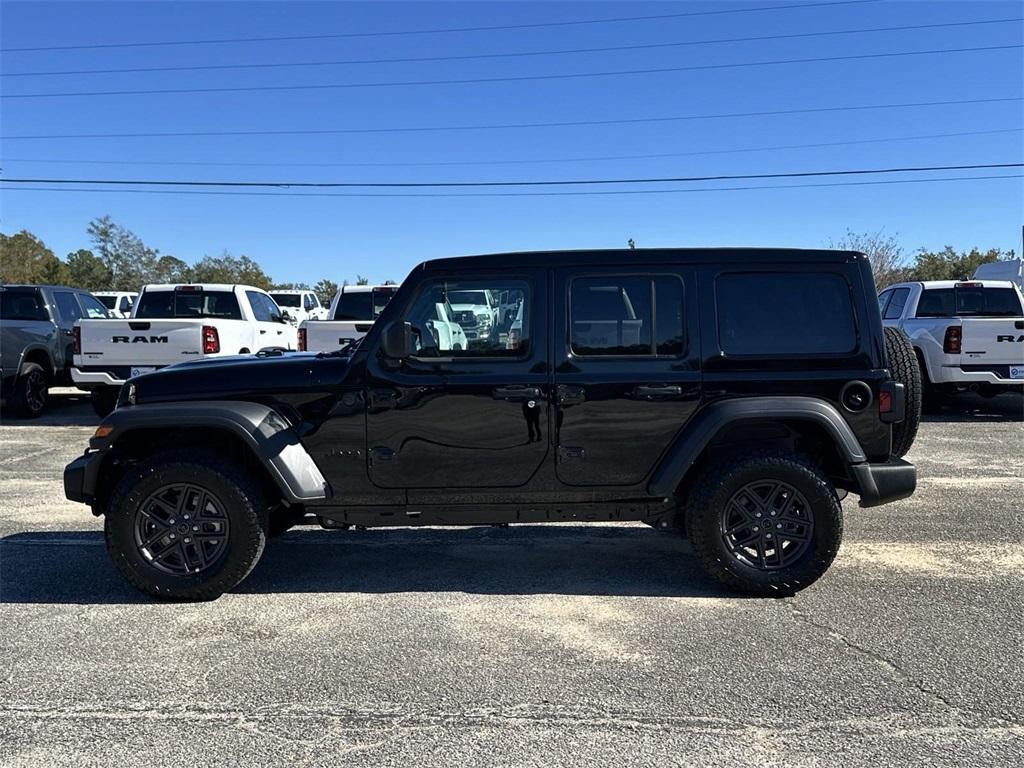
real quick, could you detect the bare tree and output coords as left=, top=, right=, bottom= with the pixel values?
left=829, top=229, right=906, bottom=290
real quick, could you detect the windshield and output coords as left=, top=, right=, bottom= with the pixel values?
left=916, top=286, right=1023, bottom=318
left=270, top=294, right=302, bottom=308
left=333, top=288, right=395, bottom=321
left=96, top=295, right=118, bottom=310
left=448, top=290, right=489, bottom=306
left=135, top=290, right=243, bottom=319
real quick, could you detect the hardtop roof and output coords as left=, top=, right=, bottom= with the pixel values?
left=419, top=247, right=863, bottom=272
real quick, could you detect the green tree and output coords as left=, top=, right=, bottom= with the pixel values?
left=313, top=278, right=339, bottom=307
left=355, top=274, right=369, bottom=286
left=271, top=281, right=311, bottom=291
left=0, top=230, right=68, bottom=285
left=87, top=215, right=160, bottom=291
left=829, top=230, right=907, bottom=289
left=907, top=247, right=1013, bottom=282
left=65, top=248, right=112, bottom=290
left=153, top=255, right=192, bottom=284
left=191, top=251, right=273, bottom=289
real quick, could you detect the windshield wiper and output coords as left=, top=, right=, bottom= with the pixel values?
left=317, top=336, right=363, bottom=358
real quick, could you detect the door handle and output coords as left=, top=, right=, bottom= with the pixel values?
left=492, top=385, right=542, bottom=401
left=634, top=384, right=684, bottom=399
left=259, top=329, right=267, bottom=334
left=557, top=384, right=586, bottom=406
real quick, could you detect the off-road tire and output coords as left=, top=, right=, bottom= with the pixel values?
left=685, top=449, right=843, bottom=596
left=90, top=387, right=120, bottom=418
left=883, top=326, right=921, bottom=457
left=8, top=362, right=49, bottom=418
left=105, top=450, right=268, bottom=601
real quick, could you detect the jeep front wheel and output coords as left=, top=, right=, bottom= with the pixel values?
left=685, top=449, right=843, bottom=596
left=104, top=450, right=268, bottom=600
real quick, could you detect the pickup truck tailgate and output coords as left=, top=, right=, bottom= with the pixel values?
left=960, top=319, right=1024, bottom=365
left=76, top=319, right=205, bottom=366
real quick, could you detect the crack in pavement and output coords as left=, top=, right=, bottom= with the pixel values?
left=1, top=702, right=1021, bottom=738
left=783, top=601, right=976, bottom=717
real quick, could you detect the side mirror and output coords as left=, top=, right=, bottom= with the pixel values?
left=380, top=321, right=412, bottom=359
left=279, top=310, right=293, bottom=323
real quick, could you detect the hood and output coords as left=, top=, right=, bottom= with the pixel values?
left=127, top=351, right=351, bottom=405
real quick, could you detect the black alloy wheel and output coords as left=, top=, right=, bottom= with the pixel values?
left=720, top=480, right=814, bottom=571
left=133, top=483, right=231, bottom=576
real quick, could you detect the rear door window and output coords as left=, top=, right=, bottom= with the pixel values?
left=716, top=272, right=857, bottom=355
left=53, top=291, right=83, bottom=324
left=569, top=275, right=684, bottom=357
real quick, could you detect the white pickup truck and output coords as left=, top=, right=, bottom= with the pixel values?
left=298, top=284, right=399, bottom=352
left=72, top=283, right=298, bottom=415
left=879, top=280, right=1024, bottom=408
left=269, top=289, right=329, bottom=326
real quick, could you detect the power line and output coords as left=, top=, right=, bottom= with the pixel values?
left=2, top=174, right=1018, bottom=198
left=3, top=163, right=1021, bottom=189
left=5, top=44, right=1020, bottom=99
left=5, top=129, right=1020, bottom=169
left=5, top=96, right=1019, bottom=141
left=5, top=18, right=1018, bottom=78
left=0, top=0, right=879, bottom=53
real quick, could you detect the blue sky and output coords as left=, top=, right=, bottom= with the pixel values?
left=2, top=0, right=1022, bottom=285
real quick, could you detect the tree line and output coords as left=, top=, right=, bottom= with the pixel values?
left=1, top=218, right=1016, bottom=303
left=828, top=230, right=1016, bottom=290
left=0, top=216, right=382, bottom=306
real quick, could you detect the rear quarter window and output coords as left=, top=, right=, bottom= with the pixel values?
left=716, top=272, right=857, bottom=355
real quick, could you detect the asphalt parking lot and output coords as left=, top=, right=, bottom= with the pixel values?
left=1, top=389, right=1021, bottom=767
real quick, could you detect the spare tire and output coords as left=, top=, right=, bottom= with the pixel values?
left=884, top=326, right=922, bottom=458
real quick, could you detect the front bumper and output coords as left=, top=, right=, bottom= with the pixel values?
left=64, top=450, right=105, bottom=507
left=850, top=458, right=917, bottom=508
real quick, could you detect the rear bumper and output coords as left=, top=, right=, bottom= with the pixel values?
left=850, top=458, right=917, bottom=508
left=71, top=368, right=126, bottom=388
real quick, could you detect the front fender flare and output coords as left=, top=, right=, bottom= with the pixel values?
left=647, top=397, right=866, bottom=498
left=87, top=401, right=329, bottom=503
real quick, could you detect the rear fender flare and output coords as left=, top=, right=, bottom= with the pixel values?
left=647, top=397, right=866, bottom=497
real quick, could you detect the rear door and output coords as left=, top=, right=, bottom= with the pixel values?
left=552, top=266, right=701, bottom=487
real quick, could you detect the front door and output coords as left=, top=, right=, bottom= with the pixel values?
left=553, top=267, right=702, bottom=487
left=365, top=269, right=549, bottom=489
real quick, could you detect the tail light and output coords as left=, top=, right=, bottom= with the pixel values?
left=878, top=391, right=892, bottom=414
left=298, top=328, right=307, bottom=351
left=72, top=326, right=81, bottom=355
left=202, top=325, right=220, bottom=354
left=943, top=326, right=961, bottom=354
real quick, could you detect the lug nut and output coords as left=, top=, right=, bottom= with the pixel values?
left=169, top=519, right=176, bottom=524
left=755, top=512, right=762, bottom=518
left=777, top=523, right=782, bottom=529
left=192, top=526, right=199, bottom=531
left=170, top=533, right=176, bottom=539
left=752, top=526, right=759, bottom=532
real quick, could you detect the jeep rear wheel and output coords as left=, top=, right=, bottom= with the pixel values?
left=883, top=327, right=921, bottom=457
left=685, top=449, right=843, bottom=596
left=105, top=450, right=268, bottom=600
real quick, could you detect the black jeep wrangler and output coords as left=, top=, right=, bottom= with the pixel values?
left=65, top=249, right=921, bottom=600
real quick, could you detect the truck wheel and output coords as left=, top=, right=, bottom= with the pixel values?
left=104, top=450, right=268, bottom=601
left=883, top=327, right=921, bottom=457
left=9, top=362, right=49, bottom=418
left=685, top=449, right=842, bottom=596
left=90, top=387, right=120, bottom=418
